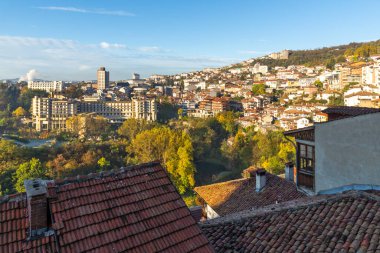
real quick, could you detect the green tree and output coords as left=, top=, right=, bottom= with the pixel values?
left=313, top=80, right=323, bottom=91
left=157, top=101, right=179, bottom=123
left=117, top=119, right=155, bottom=141
left=252, top=83, right=266, bottom=95
left=14, top=158, right=49, bottom=192
left=97, top=157, right=111, bottom=171
left=252, top=131, right=295, bottom=175
left=62, top=84, right=84, bottom=99
left=326, top=58, right=336, bottom=70
left=12, top=107, right=28, bottom=117
left=127, top=127, right=195, bottom=194
left=67, top=114, right=111, bottom=139
left=216, top=111, right=238, bottom=136
left=18, top=88, right=48, bottom=111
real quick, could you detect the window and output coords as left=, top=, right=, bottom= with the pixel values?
left=297, top=143, right=315, bottom=190
left=298, top=144, right=314, bottom=172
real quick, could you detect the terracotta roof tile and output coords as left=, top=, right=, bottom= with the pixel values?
left=201, top=191, right=380, bottom=252
left=0, top=162, right=214, bottom=252
left=0, top=193, right=57, bottom=253
left=194, top=172, right=306, bottom=216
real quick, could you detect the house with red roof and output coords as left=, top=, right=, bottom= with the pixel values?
left=201, top=190, right=380, bottom=252
left=0, top=162, right=214, bottom=253
left=194, top=167, right=306, bottom=220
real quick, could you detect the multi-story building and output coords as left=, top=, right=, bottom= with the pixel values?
left=80, top=98, right=156, bottom=123
left=28, top=81, right=65, bottom=92
left=97, top=67, right=109, bottom=90
left=32, top=97, right=77, bottom=131
left=32, top=96, right=157, bottom=131
left=211, top=97, right=229, bottom=114
left=268, top=50, right=289, bottom=60
left=284, top=106, right=380, bottom=195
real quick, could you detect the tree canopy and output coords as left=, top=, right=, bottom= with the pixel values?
left=14, top=158, right=50, bottom=192
left=127, top=127, right=195, bottom=194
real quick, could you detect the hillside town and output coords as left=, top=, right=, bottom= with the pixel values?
left=6, top=51, right=377, bottom=133
left=2, top=0, right=380, bottom=251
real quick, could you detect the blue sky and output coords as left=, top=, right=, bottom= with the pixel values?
left=1, top=0, right=380, bottom=80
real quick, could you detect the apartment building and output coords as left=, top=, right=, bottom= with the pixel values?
left=32, top=97, right=77, bottom=131
left=32, top=96, right=157, bottom=131
left=28, top=81, right=65, bottom=92
left=97, top=67, right=109, bottom=90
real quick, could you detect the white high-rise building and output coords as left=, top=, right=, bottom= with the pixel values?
left=97, top=67, right=109, bottom=90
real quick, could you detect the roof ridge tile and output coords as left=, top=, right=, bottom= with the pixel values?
left=200, top=191, right=376, bottom=227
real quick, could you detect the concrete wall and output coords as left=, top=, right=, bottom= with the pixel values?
left=315, top=113, right=380, bottom=193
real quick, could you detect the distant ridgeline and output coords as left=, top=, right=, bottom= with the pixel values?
left=251, top=39, right=380, bottom=69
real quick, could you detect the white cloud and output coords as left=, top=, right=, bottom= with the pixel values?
left=99, top=42, right=127, bottom=49
left=138, top=46, right=163, bottom=53
left=0, top=35, right=238, bottom=80
left=79, top=65, right=91, bottom=71
left=37, top=6, right=135, bottom=17
left=0, top=35, right=76, bottom=48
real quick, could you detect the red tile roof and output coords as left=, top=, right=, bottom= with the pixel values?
left=0, top=194, right=57, bottom=253
left=201, top=191, right=380, bottom=252
left=194, top=170, right=306, bottom=216
left=0, top=162, right=214, bottom=253
left=189, top=206, right=203, bottom=222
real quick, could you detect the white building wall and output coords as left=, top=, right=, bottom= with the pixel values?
left=205, top=204, right=219, bottom=219
left=315, top=113, right=380, bottom=193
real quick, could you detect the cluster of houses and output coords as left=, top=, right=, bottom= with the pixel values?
left=22, top=54, right=380, bottom=132
left=139, top=54, right=380, bottom=130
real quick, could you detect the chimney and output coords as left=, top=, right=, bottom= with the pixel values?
left=285, top=162, right=294, bottom=182
left=255, top=169, right=266, bottom=192
left=25, top=179, right=49, bottom=237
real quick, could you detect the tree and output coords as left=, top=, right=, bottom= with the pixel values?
left=67, top=114, right=110, bottom=139
left=117, top=119, right=155, bottom=141
left=252, top=131, right=295, bottom=175
left=178, top=108, right=184, bottom=119
left=127, top=127, right=195, bottom=194
left=252, top=83, right=266, bottom=95
left=12, top=107, right=28, bottom=117
left=46, top=154, right=67, bottom=178
left=18, top=88, right=48, bottom=111
left=328, top=94, right=344, bottom=106
left=313, top=80, right=323, bottom=91
left=97, top=157, right=111, bottom=171
left=216, top=111, right=238, bottom=136
left=325, top=58, right=336, bottom=70
left=62, top=84, right=84, bottom=99
left=157, top=101, right=179, bottom=123
left=14, top=158, right=50, bottom=192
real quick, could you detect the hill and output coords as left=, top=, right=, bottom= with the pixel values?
left=247, top=39, right=380, bottom=70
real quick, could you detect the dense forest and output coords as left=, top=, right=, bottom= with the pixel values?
left=250, top=39, right=380, bottom=70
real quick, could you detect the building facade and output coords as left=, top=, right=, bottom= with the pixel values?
left=284, top=107, right=380, bottom=195
left=32, top=97, right=77, bottom=131
left=97, top=67, right=109, bottom=90
left=28, top=81, right=65, bottom=92
left=32, top=96, right=157, bottom=131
